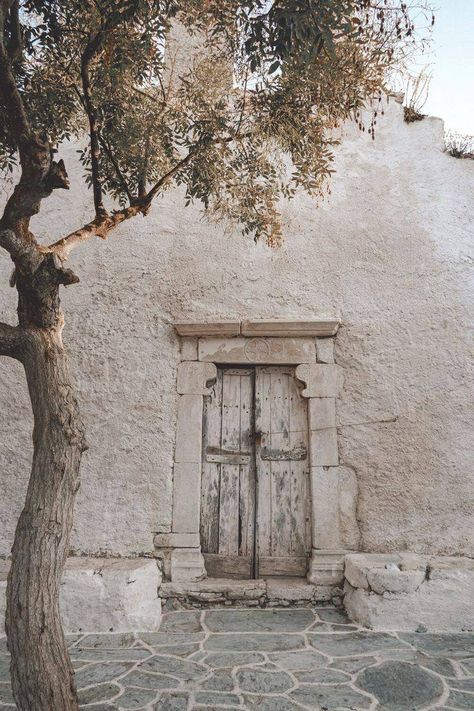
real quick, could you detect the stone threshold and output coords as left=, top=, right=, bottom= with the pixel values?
left=159, top=576, right=343, bottom=609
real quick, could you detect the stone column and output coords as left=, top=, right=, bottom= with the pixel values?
left=157, top=361, right=216, bottom=582
left=296, top=344, right=360, bottom=587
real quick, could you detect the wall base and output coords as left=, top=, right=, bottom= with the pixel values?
left=1, top=557, right=162, bottom=634
left=343, top=553, right=474, bottom=632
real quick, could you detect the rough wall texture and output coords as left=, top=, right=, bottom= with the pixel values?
left=1, top=100, right=473, bottom=558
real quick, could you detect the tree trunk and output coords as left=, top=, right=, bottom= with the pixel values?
left=6, top=326, right=86, bottom=711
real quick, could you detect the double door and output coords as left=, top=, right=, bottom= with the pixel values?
left=200, top=366, right=311, bottom=578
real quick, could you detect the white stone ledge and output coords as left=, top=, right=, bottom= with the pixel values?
left=241, top=319, right=340, bottom=337
left=174, top=321, right=240, bottom=336
left=344, top=553, right=474, bottom=631
left=174, top=319, right=340, bottom=338
left=1, top=557, right=162, bottom=634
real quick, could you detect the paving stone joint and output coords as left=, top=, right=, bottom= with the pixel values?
left=1, top=608, right=473, bottom=710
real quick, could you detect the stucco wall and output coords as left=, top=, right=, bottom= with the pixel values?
left=0, top=100, right=473, bottom=559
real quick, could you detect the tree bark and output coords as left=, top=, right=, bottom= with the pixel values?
left=6, top=325, right=86, bottom=711
left=0, top=321, right=23, bottom=358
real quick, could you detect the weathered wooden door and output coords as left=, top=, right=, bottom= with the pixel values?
left=201, top=368, right=256, bottom=578
left=200, top=366, right=310, bottom=579
left=255, top=367, right=311, bottom=577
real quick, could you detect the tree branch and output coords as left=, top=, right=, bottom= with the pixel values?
left=0, top=321, right=23, bottom=359
left=0, top=1, right=69, bottom=264
left=145, top=150, right=195, bottom=202
left=78, top=6, right=140, bottom=217
left=98, top=134, right=133, bottom=203
left=138, top=132, right=150, bottom=199
left=0, top=2, right=30, bottom=145
left=48, top=149, right=197, bottom=261
left=48, top=203, right=147, bottom=262
left=47, top=130, right=246, bottom=261
left=80, top=32, right=107, bottom=218
left=6, top=0, right=20, bottom=62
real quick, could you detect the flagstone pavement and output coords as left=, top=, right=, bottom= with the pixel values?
left=1, top=608, right=474, bottom=709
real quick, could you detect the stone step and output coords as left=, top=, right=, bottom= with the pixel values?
left=159, top=576, right=343, bottom=609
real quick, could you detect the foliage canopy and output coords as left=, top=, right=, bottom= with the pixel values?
left=1, top=1, right=433, bottom=247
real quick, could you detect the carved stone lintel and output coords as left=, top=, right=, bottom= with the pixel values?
left=199, top=337, right=316, bottom=364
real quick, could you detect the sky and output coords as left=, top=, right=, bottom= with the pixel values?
left=410, top=0, right=474, bottom=133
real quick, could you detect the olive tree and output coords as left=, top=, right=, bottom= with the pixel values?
left=0, top=1, right=432, bottom=708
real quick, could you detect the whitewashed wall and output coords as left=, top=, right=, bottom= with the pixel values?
left=0, top=100, right=473, bottom=559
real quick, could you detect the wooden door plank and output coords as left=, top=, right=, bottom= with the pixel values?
left=218, top=464, right=240, bottom=555
left=289, top=370, right=310, bottom=558
left=255, top=366, right=311, bottom=578
left=239, top=371, right=255, bottom=557
left=202, top=367, right=256, bottom=578
left=219, top=371, right=241, bottom=556
left=203, top=553, right=252, bottom=579
left=206, top=450, right=251, bottom=465
left=255, top=368, right=272, bottom=558
left=200, top=371, right=223, bottom=554
left=270, top=369, right=292, bottom=558
left=221, top=371, right=241, bottom=449
left=259, top=556, right=308, bottom=577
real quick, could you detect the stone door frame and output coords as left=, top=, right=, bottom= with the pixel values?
left=154, top=319, right=360, bottom=586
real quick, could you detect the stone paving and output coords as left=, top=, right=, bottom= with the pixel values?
left=1, top=608, right=474, bottom=709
